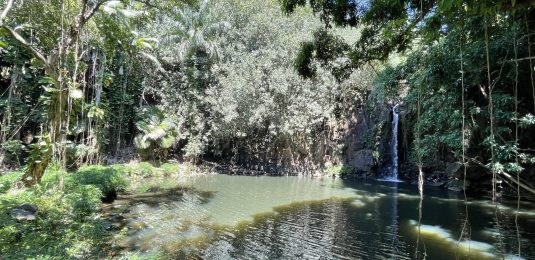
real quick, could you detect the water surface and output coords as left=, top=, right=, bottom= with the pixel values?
left=109, top=174, right=535, bottom=259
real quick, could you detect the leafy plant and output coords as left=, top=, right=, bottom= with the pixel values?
left=65, top=185, right=103, bottom=220
left=0, top=140, right=25, bottom=168
left=134, top=107, right=184, bottom=160
left=325, top=165, right=353, bottom=177
left=68, top=165, right=127, bottom=198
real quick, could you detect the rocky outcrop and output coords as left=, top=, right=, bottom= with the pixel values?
left=343, top=106, right=382, bottom=176
left=347, top=149, right=374, bottom=172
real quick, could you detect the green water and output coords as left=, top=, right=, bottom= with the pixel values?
left=109, top=174, right=535, bottom=259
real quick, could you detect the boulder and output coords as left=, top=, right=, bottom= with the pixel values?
left=348, top=149, right=374, bottom=172
left=445, top=162, right=463, bottom=178
left=10, top=204, right=38, bottom=221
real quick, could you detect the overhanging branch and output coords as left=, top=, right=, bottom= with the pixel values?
left=1, top=25, right=50, bottom=67
left=0, top=0, right=14, bottom=26
left=463, top=155, right=535, bottom=195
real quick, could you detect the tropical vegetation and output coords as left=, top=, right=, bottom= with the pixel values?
left=1, top=0, right=535, bottom=258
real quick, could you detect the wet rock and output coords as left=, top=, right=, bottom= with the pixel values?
left=427, top=180, right=446, bottom=187
left=106, top=222, right=123, bottom=230
left=109, top=213, right=125, bottom=222
left=102, top=221, right=114, bottom=230
left=10, top=204, right=38, bottom=221
left=131, top=221, right=148, bottom=230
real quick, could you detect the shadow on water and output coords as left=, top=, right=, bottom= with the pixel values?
left=106, top=175, right=535, bottom=259
left=114, top=186, right=215, bottom=207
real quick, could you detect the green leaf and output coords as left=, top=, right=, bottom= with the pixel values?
left=39, top=76, right=56, bottom=85
left=0, top=41, right=8, bottom=49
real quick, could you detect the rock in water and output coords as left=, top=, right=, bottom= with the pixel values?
left=10, top=204, right=38, bottom=221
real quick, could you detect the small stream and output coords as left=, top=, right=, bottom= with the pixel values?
left=106, top=175, right=535, bottom=259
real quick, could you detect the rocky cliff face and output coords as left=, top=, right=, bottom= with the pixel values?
left=342, top=105, right=390, bottom=177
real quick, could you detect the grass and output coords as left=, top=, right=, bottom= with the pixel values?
left=0, top=161, right=186, bottom=259
left=0, top=171, right=23, bottom=194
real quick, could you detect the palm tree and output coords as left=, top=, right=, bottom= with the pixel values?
left=134, top=107, right=184, bottom=160
left=160, top=0, right=230, bottom=62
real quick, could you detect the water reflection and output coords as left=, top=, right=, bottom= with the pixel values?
left=390, top=182, right=400, bottom=257
left=106, top=175, right=535, bottom=259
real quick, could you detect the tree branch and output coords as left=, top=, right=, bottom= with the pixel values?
left=463, top=155, right=535, bottom=195
left=0, top=0, right=14, bottom=26
left=0, top=0, right=54, bottom=77
left=84, top=0, right=109, bottom=21
left=1, top=25, right=49, bottom=67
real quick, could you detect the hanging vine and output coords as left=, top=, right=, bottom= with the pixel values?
left=415, top=1, right=425, bottom=258
left=456, top=21, right=472, bottom=257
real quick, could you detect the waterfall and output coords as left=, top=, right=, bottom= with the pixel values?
left=390, top=104, right=400, bottom=180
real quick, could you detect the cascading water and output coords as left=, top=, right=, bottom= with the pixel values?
left=390, top=104, right=400, bottom=180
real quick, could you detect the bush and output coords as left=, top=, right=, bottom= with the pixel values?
left=68, top=165, right=127, bottom=198
left=65, top=185, right=103, bottom=219
left=123, top=161, right=159, bottom=178
left=160, top=163, right=179, bottom=176
left=325, top=165, right=353, bottom=177
left=0, top=140, right=25, bottom=168
left=122, top=161, right=181, bottom=178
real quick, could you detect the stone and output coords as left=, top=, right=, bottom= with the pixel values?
left=102, top=221, right=114, bottom=230
left=445, top=162, right=463, bottom=178
left=10, top=204, right=38, bottom=221
left=348, top=149, right=374, bottom=172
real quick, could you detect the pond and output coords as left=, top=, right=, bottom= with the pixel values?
left=107, top=174, right=535, bottom=259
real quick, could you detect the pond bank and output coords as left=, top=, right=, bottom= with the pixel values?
left=2, top=161, right=534, bottom=259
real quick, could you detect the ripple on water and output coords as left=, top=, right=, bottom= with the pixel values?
left=407, top=219, right=496, bottom=259
left=108, top=175, right=535, bottom=259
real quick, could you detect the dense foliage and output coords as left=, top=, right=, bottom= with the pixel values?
left=283, top=0, right=535, bottom=194
left=1, top=0, right=535, bottom=258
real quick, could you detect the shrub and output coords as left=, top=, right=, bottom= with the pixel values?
left=65, top=185, right=103, bottom=219
left=160, top=163, right=179, bottom=176
left=68, top=165, right=127, bottom=198
left=325, top=165, right=353, bottom=177
left=123, top=162, right=160, bottom=178
left=0, top=140, right=25, bottom=168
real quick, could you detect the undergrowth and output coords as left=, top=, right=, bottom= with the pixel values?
left=0, top=161, right=185, bottom=259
